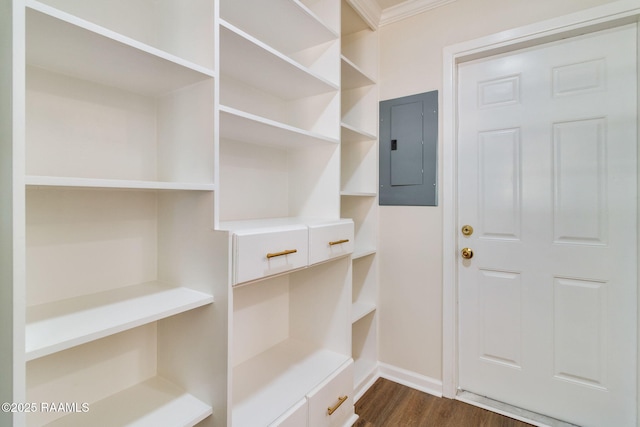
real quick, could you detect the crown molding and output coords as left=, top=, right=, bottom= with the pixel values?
left=348, top=0, right=456, bottom=28
left=380, top=0, right=456, bottom=26
left=347, top=0, right=382, bottom=30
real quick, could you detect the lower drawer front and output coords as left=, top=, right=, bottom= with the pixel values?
left=233, top=226, right=308, bottom=285
left=307, top=360, right=354, bottom=427
left=269, top=398, right=308, bottom=427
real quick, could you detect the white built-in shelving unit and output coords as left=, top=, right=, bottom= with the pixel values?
left=218, top=0, right=342, bottom=224
left=217, top=0, right=359, bottom=425
left=3, top=0, right=379, bottom=425
left=341, top=0, right=380, bottom=400
left=5, top=0, right=226, bottom=425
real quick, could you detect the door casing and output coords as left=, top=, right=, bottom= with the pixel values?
left=441, top=0, right=640, bottom=421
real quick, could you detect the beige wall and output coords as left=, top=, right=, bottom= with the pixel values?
left=377, top=0, right=620, bottom=381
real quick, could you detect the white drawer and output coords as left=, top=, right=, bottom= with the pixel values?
left=308, top=220, right=354, bottom=265
left=269, top=398, right=308, bottom=427
left=307, top=360, right=354, bottom=427
left=233, top=225, right=309, bottom=285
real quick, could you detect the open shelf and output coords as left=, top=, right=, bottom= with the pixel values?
left=341, top=55, right=376, bottom=90
left=341, top=2, right=379, bottom=406
left=217, top=0, right=341, bottom=231
left=26, top=65, right=214, bottom=184
left=341, top=122, right=377, bottom=143
left=352, top=248, right=377, bottom=260
left=221, top=0, right=339, bottom=56
left=233, top=339, right=350, bottom=426
left=26, top=1, right=214, bottom=97
left=352, top=253, right=377, bottom=320
left=221, top=21, right=338, bottom=100
left=220, top=0, right=340, bottom=88
left=25, top=176, right=215, bottom=192
left=341, top=0, right=377, bottom=83
left=11, top=1, right=222, bottom=425
left=340, top=150, right=378, bottom=198
left=46, top=376, right=212, bottom=427
left=218, top=137, right=341, bottom=222
left=342, top=86, right=378, bottom=139
left=31, top=0, right=215, bottom=70
left=26, top=282, right=213, bottom=361
left=231, top=257, right=352, bottom=424
left=220, top=105, right=339, bottom=148
left=352, top=311, right=377, bottom=396
left=352, top=302, right=376, bottom=324
left=341, top=191, right=377, bottom=197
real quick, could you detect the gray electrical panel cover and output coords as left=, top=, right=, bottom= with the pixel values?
left=379, top=90, right=438, bottom=206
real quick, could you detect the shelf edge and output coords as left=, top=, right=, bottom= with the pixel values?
left=352, top=302, right=377, bottom=323
left=25, top=176, right=216, bottom=192
left=46, top=376, right=213, bottom=427
left=26, top=283, right=214, bottom=361
left=220, top=105, right=340, bottom=146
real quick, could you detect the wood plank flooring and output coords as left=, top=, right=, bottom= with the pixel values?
left=353, top=378, right=534, bottom=427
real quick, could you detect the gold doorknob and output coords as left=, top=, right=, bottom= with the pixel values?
left=461, top=248, right=474, bottom=259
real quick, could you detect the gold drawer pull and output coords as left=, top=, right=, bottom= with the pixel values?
left=266, top=249, right=297, bottom=259
left=327, top=395, right=348, bottom=415
left=329, top=239, right=349, bottom=246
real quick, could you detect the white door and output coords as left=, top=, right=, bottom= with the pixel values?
left=457, top=24, right=637, bottom=427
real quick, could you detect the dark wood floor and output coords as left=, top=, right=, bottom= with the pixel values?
left=353, top=378, right=534, bottom=427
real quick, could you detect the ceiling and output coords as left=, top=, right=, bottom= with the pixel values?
left=348, top=0, right=456, bottom=28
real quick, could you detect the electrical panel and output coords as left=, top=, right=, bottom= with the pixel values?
left=379, top=90, right=438, bottom=206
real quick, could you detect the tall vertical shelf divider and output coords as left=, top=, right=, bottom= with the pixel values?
left=341, top=0, right=380, bottom=400
left=7, top=0, right=227, bottom=426
left=215, top=0, right=359, bottom=425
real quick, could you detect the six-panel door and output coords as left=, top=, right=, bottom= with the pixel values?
left=457, top=24, right=638, bottom=426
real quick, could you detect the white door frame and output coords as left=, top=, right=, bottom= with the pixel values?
left=441, top=0, right=640, bottom=411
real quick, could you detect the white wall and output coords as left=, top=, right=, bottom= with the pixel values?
left=377, top=0, right=619, bottom=381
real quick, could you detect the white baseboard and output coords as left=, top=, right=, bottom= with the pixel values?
left=377, top=362, right=443, bottom=397
left=354, top=369, right=380, bottom=402
left=354, top=362, right=443, bottom=402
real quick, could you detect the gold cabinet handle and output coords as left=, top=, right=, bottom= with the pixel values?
left=329, top=239, right=349, bottom=246
left=266, top=249, right=297, bottom=259
left=327, top=395, right=348, bottom=415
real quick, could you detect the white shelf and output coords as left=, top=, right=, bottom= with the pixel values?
left=220, top=105, right=339, bottom=148
left=341, top=191, right=377, bottom=197
left=352, top=248, right=377, bottom=260
left=219, top=216, right=313, bottom=232
left=26, top=176, right=216, bottom=192
left=233, top=338, right=350, bottom=426
left=219, top=217, right=353, bottom=235
left=341, top=55, right=376, bottom=90
left=26, top=1, right=214, bottom=96
left=221, top=21, right=338, bottom=100
left=46, top=376, right=212, bottom=427
left=341, top=122, right=377, bottom=143
left=352, top=302, right=376, bottom=323
left=26, top=282, right=214, bottom=361
left=221, top=0, right=338, bottom=55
